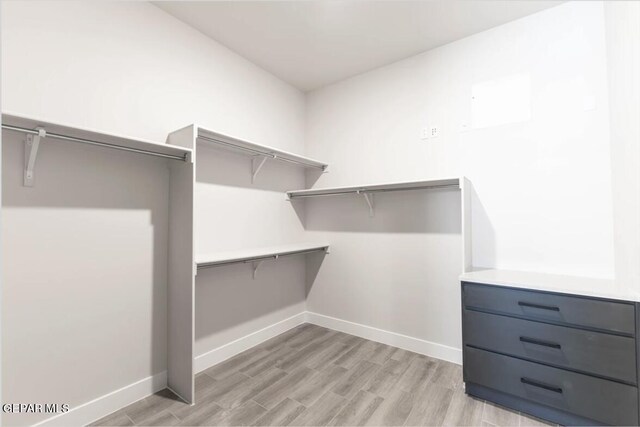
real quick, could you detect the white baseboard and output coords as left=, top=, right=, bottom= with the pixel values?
left=33, top=371, right=167, bottom=427
left=31, top=310, right=459, bottom=427
left=194, top=312, right=307, bottom=373
left=306, top=311, right=462, bottom=365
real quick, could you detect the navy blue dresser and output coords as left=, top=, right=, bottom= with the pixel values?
left=461, top=272, right=640, bottom=426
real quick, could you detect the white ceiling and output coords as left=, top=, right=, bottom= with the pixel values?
left=154, top=1, right=563, bottom=92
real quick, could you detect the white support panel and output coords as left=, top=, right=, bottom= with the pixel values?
left=166, top=125, right=196, bottom=404
left=461, top=177, right=473, bottom=273
left=196, top=126, right=328, bottom=172
left=286, top=177, right=461, bottom=199
left=167, top=124, right=198, bottom=156
left=3, top=113, right=192, bottom=163
left=196, top=243, right=330, bottom=271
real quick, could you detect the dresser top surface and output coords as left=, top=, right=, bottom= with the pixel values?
left=460, top=269, right=639, bottom=302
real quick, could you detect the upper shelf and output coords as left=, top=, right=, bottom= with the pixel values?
left=197, top=126, right=328, bottom=172
left=2, top=113, right=192, bottom=162
left=286, top=177, right=461, bottom=199
left=196, top=242, right=330, bottom=270
left=3, top=113, right=192, bottom=187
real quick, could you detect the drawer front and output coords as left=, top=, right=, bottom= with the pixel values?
left=464, top=309, right=637, bottom=384
left=464, top=347, right=639, bottom=426
left=462, top=282, right=636, bottom=335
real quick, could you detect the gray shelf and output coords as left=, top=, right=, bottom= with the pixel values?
left=197, top=126, right=328, bottom=171
left=196, top=243, right=330, bottom=270
left=286, top=178, right=460, bottom=199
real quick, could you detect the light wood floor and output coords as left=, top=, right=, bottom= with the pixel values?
left=91, top=324, right=553, bottom=426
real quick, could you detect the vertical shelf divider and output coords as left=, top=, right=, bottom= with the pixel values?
left=461, top=177, right=473, bottom=273
left=166, top=125, right=196, bottom=404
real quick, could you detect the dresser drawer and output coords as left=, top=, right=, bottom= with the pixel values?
left=462, top=282, right=636, bottom=335
left=464, top=347, right=639, bottom=426
left=464, top=309, right=637, bottom=384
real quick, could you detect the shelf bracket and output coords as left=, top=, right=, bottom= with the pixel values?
left=252, top=260, right=264, bottom=279
left=251, top=254, right=279, bottom=279
left=24, top=127, right=46, bottom=187
left=252, top=155, right=269, bottom=183
left=358, top=191, right=374, bottom=217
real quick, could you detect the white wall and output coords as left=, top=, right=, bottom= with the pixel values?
left=304, top=2, right=616, bottom=358
left=604, top=1, right=640, bottom=294
left=2, top=134, right=170, bottom=426
left=1, top=1, right=306, bottom=425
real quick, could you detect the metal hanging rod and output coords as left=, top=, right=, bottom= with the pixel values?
left=197, top=247, right=329, bottom=270
left=197, top=134, right=327, bottom=170
left=288, top=183, right=460, bottom=199
left=2, top=124, right=189, bottom=161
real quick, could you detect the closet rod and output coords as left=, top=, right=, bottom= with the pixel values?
left=289, top=183, right=460, bottom=198
left=197, top=248, right=328, bottom=269
left=2, top=124, right=188, bottom=161
left=197, top=134, right=326, bottom=170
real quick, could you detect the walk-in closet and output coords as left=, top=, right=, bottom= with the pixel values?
left=1, top=1, right=639, bottom=426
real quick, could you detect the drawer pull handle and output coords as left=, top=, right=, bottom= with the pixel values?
left=519, top=336, right=562, bottom=349
left=521, top=377, right=563, bottom=394
left=518, top=301, right=560, bottom=311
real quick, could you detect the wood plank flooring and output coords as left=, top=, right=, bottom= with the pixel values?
left=91, top=324, right=554, bottom=426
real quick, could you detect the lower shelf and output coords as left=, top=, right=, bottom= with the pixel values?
left=196, top=243, right=330, bottom=270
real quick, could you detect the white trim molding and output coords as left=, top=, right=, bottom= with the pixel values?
left=194, top=312, right=307, bottom=373
left=306, top=312, right=462, bottom=365
left=32, top=310, right=460, bottom=427
left=33, top=371, right=167, bottom=427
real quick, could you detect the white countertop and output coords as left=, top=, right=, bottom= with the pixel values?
left=460, top=268, right=640, bottom=302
